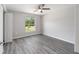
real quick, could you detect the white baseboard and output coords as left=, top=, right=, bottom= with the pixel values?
left=43, top=34, right=74, bottom=44
left=13, top=33, right=41, bottom=39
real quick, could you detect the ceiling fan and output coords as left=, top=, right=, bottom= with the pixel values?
left=34, top=4, right=50, bottom=13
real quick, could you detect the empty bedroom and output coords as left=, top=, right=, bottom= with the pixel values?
left=0, top=4, right=79, bottom=54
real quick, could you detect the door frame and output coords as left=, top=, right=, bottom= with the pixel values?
left=0, top=4, right=3, bottom=54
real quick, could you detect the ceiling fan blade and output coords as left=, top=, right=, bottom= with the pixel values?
left=38, top=4, right=45, bottom=9
left=42, top=8, right=50, bottom=10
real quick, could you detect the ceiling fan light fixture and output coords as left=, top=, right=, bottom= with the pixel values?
left=40, top=10, right=43, bottom=13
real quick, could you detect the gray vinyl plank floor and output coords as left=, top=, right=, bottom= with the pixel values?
left=3, top=34, right=78, bottom=54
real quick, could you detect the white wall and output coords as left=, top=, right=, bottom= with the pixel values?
left=5, top=13, right=13, bottom=42
left=12, top=12, right=42, bottom=39
left=42, top=5, right=75, bottom=44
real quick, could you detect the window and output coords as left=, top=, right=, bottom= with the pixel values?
left=25, top=16, right=36, bottom=32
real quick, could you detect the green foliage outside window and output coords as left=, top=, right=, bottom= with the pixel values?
left=25, top=16, right=36, bottom=32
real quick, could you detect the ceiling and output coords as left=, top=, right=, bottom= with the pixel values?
left=4, top=4, right=75, bottom=15
left=4, top=4, right=55, bottom=15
